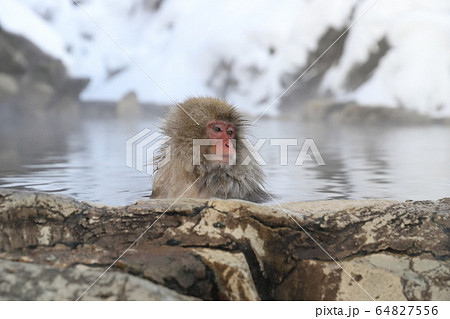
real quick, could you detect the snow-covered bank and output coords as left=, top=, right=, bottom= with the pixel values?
left=1, top=0, right=450, bottom=118
left=321, top=0, right=450, bottom=118
left=0, top=0, right=71, bottom=67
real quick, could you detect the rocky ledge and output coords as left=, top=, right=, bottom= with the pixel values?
left=0, top=188, right=448, bottom=300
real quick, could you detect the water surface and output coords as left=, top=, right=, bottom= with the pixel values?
left=0, top=110, right=449, bottom=205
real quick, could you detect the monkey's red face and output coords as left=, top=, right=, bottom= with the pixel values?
left=206, top=120, right=236, bottom=163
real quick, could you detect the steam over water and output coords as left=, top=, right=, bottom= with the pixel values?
left=1, top=109, right=449, bottom=205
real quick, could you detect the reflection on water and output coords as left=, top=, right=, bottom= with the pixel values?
left=254, top=118, right=450, bottom=202
left=0, top=110, right=449, bottom=205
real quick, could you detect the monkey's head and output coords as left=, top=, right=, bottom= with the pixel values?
left=163, top=97, right=246, bottom=166
left=153, top=97, right=270, bottom=203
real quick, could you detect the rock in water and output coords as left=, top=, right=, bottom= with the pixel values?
left=0, top=188, right=448, bottom=300
left=116, top=91, right=142, bottom=119
left=0, top=72, right=19, bottom=100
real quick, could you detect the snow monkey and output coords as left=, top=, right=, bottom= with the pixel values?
left=151, top=97, right=269, bottom=203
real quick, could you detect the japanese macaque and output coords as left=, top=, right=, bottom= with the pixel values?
left=151, top=97, right=270, bottom=203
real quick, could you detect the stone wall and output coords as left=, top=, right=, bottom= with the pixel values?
left=0, top=189, right=448, bottom=300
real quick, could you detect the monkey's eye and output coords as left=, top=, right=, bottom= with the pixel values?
left=227, top=130, right=233, bottom=136
left=213, top=127, right=221, bottom=132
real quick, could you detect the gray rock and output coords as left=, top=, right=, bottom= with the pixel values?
left=0, top=73, right=19, bottom=100
left=299, top=99, right=437, bottom=125
left=0, top=259, right=196, bottom=301
left=0, top=27, right=88, bottom=118
left=15, top=79, right=55, bottom=118
left=116, top=91, right=142, bottom=119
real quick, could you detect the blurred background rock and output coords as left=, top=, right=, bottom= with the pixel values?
left=0, top=26, right=88, bottom=120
